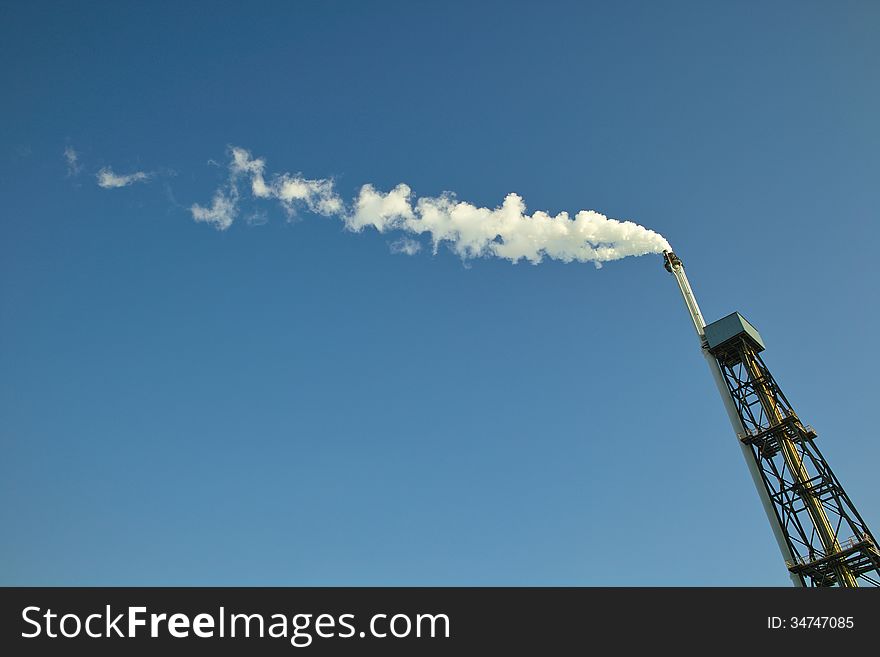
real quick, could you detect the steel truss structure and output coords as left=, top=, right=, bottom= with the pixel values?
left=711, top=336, right=880, bottom=586
left=663, top=249, right=879, bottom=587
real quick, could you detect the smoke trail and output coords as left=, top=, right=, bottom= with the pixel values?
left=97, top=167, right=152, bottom=189
left=191, top=147, right=670, bottom=266
left=63, top=146, right=81, bottom=177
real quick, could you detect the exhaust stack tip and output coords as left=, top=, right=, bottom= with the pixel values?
left=663, top=250, right=681, bottom=274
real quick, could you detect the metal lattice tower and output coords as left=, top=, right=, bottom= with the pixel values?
left=663, top=250, right=880, bottom=587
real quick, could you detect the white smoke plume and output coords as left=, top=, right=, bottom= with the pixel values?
left=389, top=236, right=422, bottom=256
left=191, top=188, right=238, bottom=230
left=63, top=146, right=81, bottom=177
left=97, top=167, right=151, bottom=189
left=191, top=146, right=670, bottom=265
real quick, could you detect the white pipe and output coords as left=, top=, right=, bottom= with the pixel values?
left=669, top=260, right=707, bottom=339
left=664, top=251, right=803, bottom=586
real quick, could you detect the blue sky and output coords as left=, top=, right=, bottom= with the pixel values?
left=1, top=0, right=878, bottom=585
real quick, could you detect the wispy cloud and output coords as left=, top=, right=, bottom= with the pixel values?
left=389, top=237, right=422, bottom=256
left=191, top=146, right=343, bottom=230
left=96, top=167, right=151, bottom=189
left=64, top=146, right=81, bottom=177
left=229, top=147, right=343, bottom=218
left=246, top=210, right=269, bottom=227
left=191, top=189, right=238, bottom=230
left=191, top=145, right=670, bottom=266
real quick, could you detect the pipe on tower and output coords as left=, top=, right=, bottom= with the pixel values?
left=662, top=250, right=803, bottom=586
